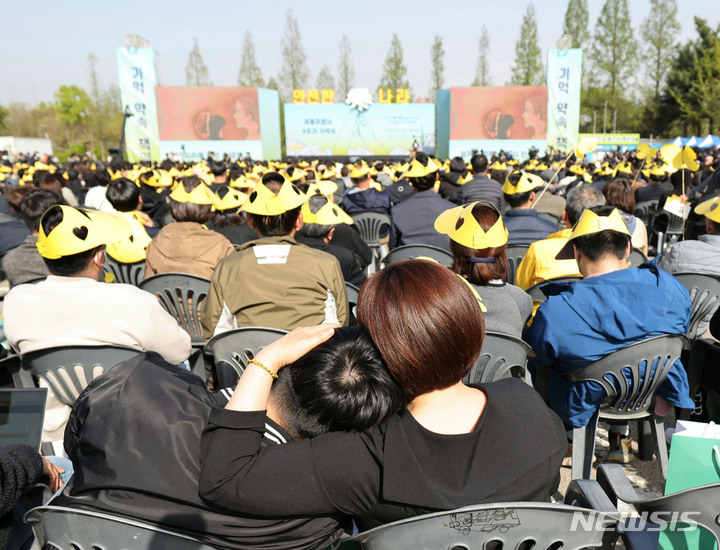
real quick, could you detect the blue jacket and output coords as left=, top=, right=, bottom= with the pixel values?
left=503, top=210, right=557, bottom=245
left=341, top=188, right=391, bottom=216
left=524, top=259, right=694, bottom=428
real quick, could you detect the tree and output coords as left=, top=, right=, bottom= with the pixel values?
left=54, top=85, right=90, bottom=147
left=87, top=54, right=104, bottom=158
left=509, top=4, right=545, bottom=86
left=237, top=31, right=265, bottom=87
left=589, top=0, right=636, bottom=105
left=280, top=10, right=310, bottom=101
left=472, top=26, right=491, bottom=86
left=378, top=34, right=409, bottom=94
left=316, top=65, right=335, bottom=92
left=562, top=0, right=589, bottom=50
left=185, top=37, right=211, bottom=86
left=337, top=35, right=354, bottom=101
left=429, top=34, right=444, bottom=100
left=266, top=77, right=279, bottom=91
left=0, top=104, right=8, bottom=133
left=642, top=0, right=680, bottom=100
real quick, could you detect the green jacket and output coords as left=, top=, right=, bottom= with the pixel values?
left=201, top=236, right=349, bottom=339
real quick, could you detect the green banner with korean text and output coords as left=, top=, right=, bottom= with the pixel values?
left=116, top=47, right=160, bottom=162
left=546, top=49, right=582, bottom=154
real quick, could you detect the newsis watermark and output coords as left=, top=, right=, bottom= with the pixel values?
left=570, top=511, right=702, bottom=533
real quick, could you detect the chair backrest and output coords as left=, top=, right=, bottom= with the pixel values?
left=627, top=248, right=648, bottom=268
left=634, top=200, right=657, bottom=227
left=346, top=281, right=360, bottom=318
left=25, top=506, right=218, bottom=550
left=525, top=276, right=582, bottom=303
left=504, top=244, right=530, bottom=286
left=138, top=273, right=211, bottom=346
left=463, top=331, right=534, bottom=385
left=565, top=334, right=687, bottom=421
left=350, top=211, right=392, bottom=248
left=21, top=346, right=141, bottom=406
left=204, top=327, right=288, bottom=388
left=381, top=244, right=454, bottom=267
left=333, top=503, right=618, bottom=550
left=102, top=256, right=146, bottom=286
left=672, top=272, right=720, bottom=340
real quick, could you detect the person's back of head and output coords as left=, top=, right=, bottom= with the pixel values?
left=209, top=161, right=227, bottom=178
left=244, top=172, right=303, bottom=237
left=565, top=184, right=606, bottom=225
left=19, top=189, right=66, bottom=233
left=502, top=170, right=534, bottom=208
left=299, top=194, right=334, bottom=240
left=168, top=176, right=213, bottom=224
left=602, top=178, right=635, bottom=215
left=470, top=154, right=489, bottom=175
left=571, top=205, right=631, bottom=262
left=106, top=178, right=141, bottom=212
left=39, top=173, right=64, bottom=195
left=39, top=206, right=100, bottom=276
left=270, top=326, right=405, bottom=440
left=5, top=186, right=35, bottom=214
left=408, top=152, right=437, bottom=192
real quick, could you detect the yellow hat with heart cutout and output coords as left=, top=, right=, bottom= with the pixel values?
left=434, top=202, right=508, bottom=249
left=555, top=207, right=630, bottom=260
left=242, top=180, right=306, bottom=216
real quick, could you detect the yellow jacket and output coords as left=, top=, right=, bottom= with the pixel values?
left=515, top=228, right=581, bottom=290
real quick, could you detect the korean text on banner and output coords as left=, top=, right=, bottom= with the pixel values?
left=546, top=49, right=582, bottom=154
left=116, top=47, right=160, bottom=162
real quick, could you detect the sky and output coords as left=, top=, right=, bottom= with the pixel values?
left=2, top=0, right=719, bottom=105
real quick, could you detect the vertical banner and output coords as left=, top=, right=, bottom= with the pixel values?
left=116, top=47, right=160, bottom=162
left=546, top=49, right=582, bottom=154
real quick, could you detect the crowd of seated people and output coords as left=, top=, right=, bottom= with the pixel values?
left=0, top=143, right=718, bottom=547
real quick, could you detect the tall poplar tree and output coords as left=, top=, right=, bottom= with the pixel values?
left=185, top=37, right=211, bottom=86
left=378, top=34, right=410, bottom=93
left=316, top=65, right=335, bottom=91
left=642, top=0, right=680, bottom=100
left=337, top=35, right=355, bottom=101
left=509, top=4, right=544, bottom=86
left=590, top=0, right=636, bottom=104
left=562, top=0, right=589, bottom=49
left=472, top=26, right=491, bottom=86
left=280, top=10, right=310, bottom=101
left=429, top=34, right=444, bottom=100
left=237, top=31, right=265, bottom=87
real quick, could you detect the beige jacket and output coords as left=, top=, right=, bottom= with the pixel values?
left=201, top=236, right=349, bottom=339
left=145, top=222, right=235, bottom=279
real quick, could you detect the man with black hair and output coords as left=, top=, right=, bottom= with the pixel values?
left=389, top=153, right=454, bottom=251
left=340, top=164, right=391, bottom=216
left=525, top=206, right=694, bottom=463
left=55, top=327, right=402, bottom=549
left=452, top=153, right=504, bottom=208
left=208, top=160, right=228, bottom=190
left=202, top=173, right=348, bottom=338
left=501, top=171, right=557, bottom=245
left=3, top=205, right=191, bottom=444
left=2, top=189, right=65, bottom=286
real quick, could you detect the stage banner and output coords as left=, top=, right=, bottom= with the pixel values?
left=546, top=49, right=582, bottom=154
left=116, top=47, right=160, bottom=162
left=284, top=103, right=435, bottom=157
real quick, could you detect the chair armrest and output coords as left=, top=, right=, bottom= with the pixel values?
left=596, top=463, right=642, bottom=507
left=565, top=479, right=621, bottom=518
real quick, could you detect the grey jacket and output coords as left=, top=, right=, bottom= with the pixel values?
left=658, top=234, right=720, bottom=275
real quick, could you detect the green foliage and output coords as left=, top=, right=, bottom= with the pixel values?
left=378, top=34, right=409, bottom=93
left=589, top=0, right=636, bottom=103
left=509, top=4, right=544, bottom=86
left=430, top=34, right=444, bottom=100
left=472, top=26, right=491, bottom=86
left=54, top=85, right=89, bottom=126
left=0, top=104, right=8, bottom=133
left=660, top=17, right=720, bottom=135
left=315, top=65, right=335, bottom=92
left=280, top=10, right=310, bottom=101
left=337, top=35, right=354, bottom=101
left=562, top=0, right=589, bottom=49
left=580, top=85, right=642, bottom=133
left=185, top=37, right=211, bottom=86
left=238, top=31, right=265, bottom=88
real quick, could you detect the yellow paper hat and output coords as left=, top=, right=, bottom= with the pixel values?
left=169, top=181, right=217, bottom=206
left=613, top=162, right=633, bottom=177
left=489, top=161, right=507, bottom=171
left=394, top=163, right=409, bottom=174
left=402, top=158, right=439, bottom=179
left=434, top=202, right=508, bottom=249
left=349, top=164, right=371, bottom=179
left=555, top=208, right=630, bottom=260
left=105, top=211, right=152, bottom=263
left=458, top=172, right=474, bottom=185
left=285, top=168, right=306, bottom=182
left=141, top=170, right=173, bottom=187
left=306, top=180, right=338, bottom=197
left=301, top=200, right=354, bottom=225
left=695, top=196, right=720, bottom=223
left=37, top=206, right=131, bottom=260
left=502, top=171, right=544, bottom=195
left=242, top=180, right=307, bottom=216
left=214, top=186, right=249, bottom=211
left=229, top=175, right=252, bottom=189
left=320, top=168, right=336, bottom=180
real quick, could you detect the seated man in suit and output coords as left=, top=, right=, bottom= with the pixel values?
left=55, top=327, right=404, bottom=550
left=501, top=171, right=558, bottom=245
left=525, top=206, right=694, bottom=463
